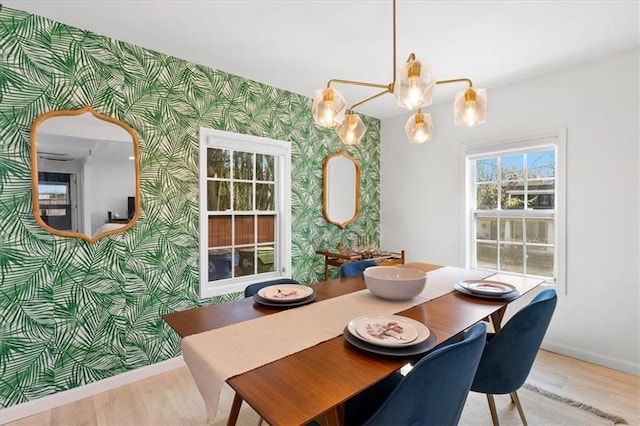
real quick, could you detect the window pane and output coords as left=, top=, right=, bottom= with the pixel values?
left=207, top=181, right=230, bottom=211
left=526, top=245, right=554, bottom=277
left=238, top=248, right=256, bottom=276
left=476, top=158, right=497, bottom=182
left=256, top=154, right=275, bottom=182
left=256, top=183, right=274, bottom=210
left=234, top=152, right=254, bottom=180
left=43, top=208, right=67, bottom=217
left=527, top=178, right=555, bottom=209
left=39, top=183, right=69, bottom=204
left=476, top=242, right=497, bottom=270
left=476, top=217, right=497, bottom=241
left=257, top=246, right=275, bottom=273
left=500, top=218, right=523, bottom=242
left=476, top=183, right=498, bottom=209
left=207, top=248, right=239, bottom=281
left=500, top=243, right=523, bottom=274
left=257, top=215, right=276, bottom=243
left=527, top=150, right=555, bottom=178
left=207, top=148, right=230, bottom=178
left=208, top=216, right=231, bottom=247
left=238, top=245, right=275, bottom=275
left=501, top=181, right=525, bottom=209
left=526, top=218, right=554, bottom=244
left=234, top=182, right=253, bottom=211
left=501, top=154, right=524, bottom=180
left=234, top=215, right=255, bottom=245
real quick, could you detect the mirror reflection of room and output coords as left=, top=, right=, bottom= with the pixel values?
left=322, top=150, right=361, bottom=229
left=32, top=107, right=139, bottom=241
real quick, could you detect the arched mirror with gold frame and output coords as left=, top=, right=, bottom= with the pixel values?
left=30, top=106, right=141, bottom=243
left=322, top=150, right=361, bottom=229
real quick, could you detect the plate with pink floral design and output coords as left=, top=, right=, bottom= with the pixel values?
left=258, top=284, right=314, bottom=302
left=348, top=314, right=430, bottom=347
left=457, top=280, right=516, bottom=296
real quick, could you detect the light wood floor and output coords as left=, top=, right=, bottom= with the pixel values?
left=5, top=349, right=639, bottom=425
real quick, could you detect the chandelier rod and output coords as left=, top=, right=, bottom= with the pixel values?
left=392, top=0, right=397, bottom=82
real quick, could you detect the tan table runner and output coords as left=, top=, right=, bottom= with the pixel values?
left=182, top=266, right=491, bottom=422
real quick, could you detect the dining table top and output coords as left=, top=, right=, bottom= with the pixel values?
left=162, top=262, right=545, bottom=426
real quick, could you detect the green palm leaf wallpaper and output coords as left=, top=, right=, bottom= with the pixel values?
left=0, top=6, right=381, bottom=409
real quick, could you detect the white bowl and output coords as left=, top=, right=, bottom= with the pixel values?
left=363, top=266, right=427, bottom=300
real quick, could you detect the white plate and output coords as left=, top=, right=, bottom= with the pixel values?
left=348, top=314, right=430, bottom=348
left=258, top=284, right=314, bottom=302
left=458, top=280, right=517, bottom=295
left=253, top=292, right=316, bottom=308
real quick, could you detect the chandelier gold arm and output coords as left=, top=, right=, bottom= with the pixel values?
left=326, top=79, right=394, bottom=112
left=327, top=79, right=390, bottom=90
left=436, top=78, right=473, bottom=87
left=349, top=87, right=393, bottom=111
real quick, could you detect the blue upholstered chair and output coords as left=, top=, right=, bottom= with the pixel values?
left=339, top=260, right=378, bottom=278
left=341, top=322, right=487, bottom=426
left=470, top=288, right=558, bottom=426
left=243, top=278, right=300, bottom=298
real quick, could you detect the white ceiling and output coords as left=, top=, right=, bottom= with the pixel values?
left=3, top=0, right=639, bottom=119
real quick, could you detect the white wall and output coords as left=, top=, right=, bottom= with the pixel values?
left=87, top=160, right=135, bottom=235
left=380, top=49, right=639, bottom=374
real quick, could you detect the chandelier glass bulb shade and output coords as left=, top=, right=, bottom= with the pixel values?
left=454, top=87, right=487, bottom=127
left=336, top=112, right=367, bottom=145
left=312, top=87, right=347, bottom=128
left=311, top=0, right=487, bottom=145
left=394, top=56, right=436, bottom=110
left=405, top=110, right=434, bottom=144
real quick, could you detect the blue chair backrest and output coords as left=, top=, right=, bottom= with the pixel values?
left=364, top=322, right=487, bottom=426
left=243, top=278, right=300, bottom=298
left=340, top=260, right=378, bottom=278
left=471, top=288, right=557, bottom=394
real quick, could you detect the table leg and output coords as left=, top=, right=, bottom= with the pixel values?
left=226, top=392, right=243, bottom=426
left=324, top=260, right=329, bottom=281
left=490, top=306, right=507, bottom=332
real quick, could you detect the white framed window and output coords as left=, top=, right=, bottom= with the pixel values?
left=463, top=129, right=566, bottom=289
left=199, top=128, right=292, bottom=298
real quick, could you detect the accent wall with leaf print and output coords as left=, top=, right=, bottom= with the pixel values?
left=0, top=6, right=381, bottom=410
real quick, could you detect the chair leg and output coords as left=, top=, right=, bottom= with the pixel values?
left=510, top=391, right=528, bottom=426
left=486, top=394, right=500, bottom=426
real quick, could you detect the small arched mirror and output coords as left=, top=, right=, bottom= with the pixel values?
left=322, top=150, right=361, bottom=228
left=30, top=106, right=141, bottom=242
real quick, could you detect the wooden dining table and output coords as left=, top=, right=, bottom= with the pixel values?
left=162, top=263, right=545, bottom=426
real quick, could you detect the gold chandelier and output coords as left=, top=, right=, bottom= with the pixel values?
left=312, top=0, right=487, bottom=145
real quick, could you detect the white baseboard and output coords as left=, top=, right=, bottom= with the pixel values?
left=0, top=357, right=185, bottom=424
left=542, top=340, right=640, bottom=376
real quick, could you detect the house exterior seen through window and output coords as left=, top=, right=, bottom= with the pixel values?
left=465, top=130, right=566, bottom=285
left=199, top=128, right=291, bottom=298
